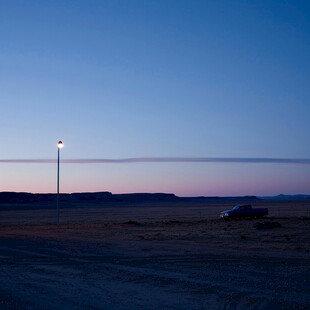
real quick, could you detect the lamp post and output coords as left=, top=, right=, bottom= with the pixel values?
left=57, top=141, right=64, bottom=225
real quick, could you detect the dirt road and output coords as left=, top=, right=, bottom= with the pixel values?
left=1, top=235, right=309, bottom=310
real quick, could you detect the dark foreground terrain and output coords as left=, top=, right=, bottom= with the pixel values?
left=0, top=200, right=309, bottom=309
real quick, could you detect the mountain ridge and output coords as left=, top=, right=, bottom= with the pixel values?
left=0, top=192, right=309, bottom=205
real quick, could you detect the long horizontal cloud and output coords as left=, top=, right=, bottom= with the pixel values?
left=0, top=157, right=310, bottom=164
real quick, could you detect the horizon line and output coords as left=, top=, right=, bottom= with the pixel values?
left=0, top=157, right=310, bottom=164
left=0, top=191, right=309, bottom=197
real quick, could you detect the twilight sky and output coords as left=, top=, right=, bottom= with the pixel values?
left=1, top=0, right=310, bottom=196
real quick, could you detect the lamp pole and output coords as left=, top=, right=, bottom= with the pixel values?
left=57, top=141, right=64, bottom=225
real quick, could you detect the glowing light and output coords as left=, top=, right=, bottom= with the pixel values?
left=57, top=141, right=64, bottom=149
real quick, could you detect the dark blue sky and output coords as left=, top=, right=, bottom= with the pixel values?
left=1, top=0, right=310, bottom=195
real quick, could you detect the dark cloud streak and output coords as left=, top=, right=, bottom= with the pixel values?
left=0, top=157, right=310, bottom=164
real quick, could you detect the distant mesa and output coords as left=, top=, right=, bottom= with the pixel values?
left=259, top=194, right=310, bottom=200
left=0, top=192, right=309, bottom=207
left=0, top=191, right=113, bottom=204
left=112, top=193, right=180, bottom=202
left=184, top=195, right=259, bottom=202
left=0, top=191, right=179, bottom=204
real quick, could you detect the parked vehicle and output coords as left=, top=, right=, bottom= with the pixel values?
left=220, top=204, right=268, bottom=219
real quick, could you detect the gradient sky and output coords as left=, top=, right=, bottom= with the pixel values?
left=1, top=0, right=310, bottom=196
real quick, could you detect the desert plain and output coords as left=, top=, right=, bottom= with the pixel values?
left=0, top=199, right=309, bottom=310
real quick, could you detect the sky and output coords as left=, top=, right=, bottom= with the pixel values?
left=1, top=0, right=310, bottom=196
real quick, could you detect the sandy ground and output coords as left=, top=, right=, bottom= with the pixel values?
left=0, top=201, right=309, bottom=309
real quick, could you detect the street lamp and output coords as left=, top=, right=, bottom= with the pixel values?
left=57, top=141, right=64, bottom=225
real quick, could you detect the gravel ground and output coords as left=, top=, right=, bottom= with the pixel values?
left=0, top=202, right=309, bottom=309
